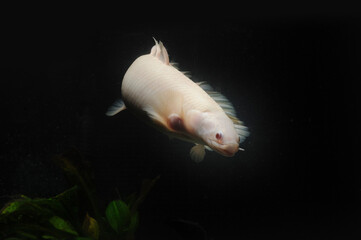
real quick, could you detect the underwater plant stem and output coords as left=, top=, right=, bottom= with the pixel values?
left=77, top=174, right=101, bottom=221
left=130, top=175, right=160, bottom=215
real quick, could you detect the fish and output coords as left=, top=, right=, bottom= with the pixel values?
left=106, top=38, right=249, bottom=163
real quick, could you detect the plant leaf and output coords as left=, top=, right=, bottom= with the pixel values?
left=48, top=215, right=78, bottom=236
left=42, top=235, right=58, bottom=239
left=16, top=231, right=37, bottom=239
left=1, top=200, right=26, bottom=214
left=105, top=200, right=130, bottom=234
left=82, top=213, right=99, bottom=240
left=128, top=211, right=139, bottom=234
left=53, top=186, right=81, bottom=227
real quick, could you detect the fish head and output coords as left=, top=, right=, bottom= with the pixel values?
left=189, top=110, right=240, bottom=157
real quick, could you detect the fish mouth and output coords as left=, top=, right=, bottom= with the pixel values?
left=209, top=140, right=239, bottom=157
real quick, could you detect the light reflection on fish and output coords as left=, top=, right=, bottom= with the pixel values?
left=106, top=38, right=249, bottom=162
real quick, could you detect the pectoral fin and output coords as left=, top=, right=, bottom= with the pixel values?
left=106, top=99, right=126, bottom=116
left=190, top=144, right=206, bottom=163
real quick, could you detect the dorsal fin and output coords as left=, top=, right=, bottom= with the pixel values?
left=150, top=38, right=192, bottom=78
left=150, top=37, right=170, bottom=65
left=196, top=81, right=250, bottom=142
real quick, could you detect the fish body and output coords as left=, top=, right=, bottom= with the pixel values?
left=107, top=39, right=249, bottom=162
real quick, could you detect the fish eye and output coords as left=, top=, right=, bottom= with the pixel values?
left=215, top=132, right=223, bottom=140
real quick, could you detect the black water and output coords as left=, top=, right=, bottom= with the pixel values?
left=1, top=16, right=360, bottom=239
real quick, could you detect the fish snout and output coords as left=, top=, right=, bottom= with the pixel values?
left=210, top=141, right=239, bottom=157
left=220, top=143, right=239, bottom=157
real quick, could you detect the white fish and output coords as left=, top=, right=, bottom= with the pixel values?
left=106, top=38, right=249, bottom=163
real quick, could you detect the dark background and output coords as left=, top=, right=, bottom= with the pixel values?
left=1, top=14, right=360, bottom=239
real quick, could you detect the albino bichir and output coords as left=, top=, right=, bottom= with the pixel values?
left=106, top=38, right=249, bottom=163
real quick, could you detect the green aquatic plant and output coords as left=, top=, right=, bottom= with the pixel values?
left=0, top=149, right=159, bottom=240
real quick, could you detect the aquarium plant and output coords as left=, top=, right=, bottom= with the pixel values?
left=0, top=149, right=159, bottom=240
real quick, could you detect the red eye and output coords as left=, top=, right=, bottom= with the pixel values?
left=216, top=132, right=222, bottom=140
